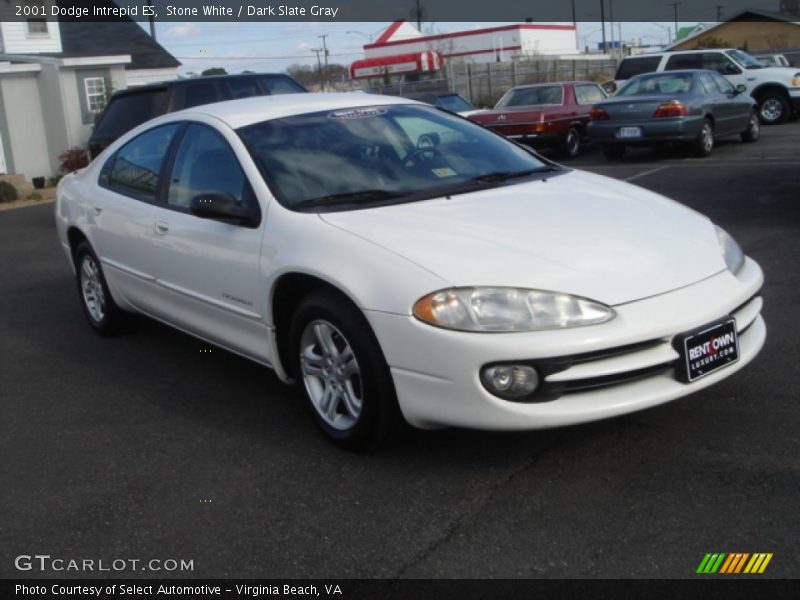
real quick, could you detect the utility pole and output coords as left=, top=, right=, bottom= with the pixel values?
left=311, top=48, right=324, bottom=91
left=599, top=0, right=607, bottom=52
left=609, top=0, right=615, bottom=57
left=414, top=0, right=423, bottom=30
left=669, top=2, right=681, bottom=40
left=571, top=0, right=579, bottom=50
left=146, top=0, right=156, bottom=40
left=318, top=34, right=329, bottom=90
left=715, top=5, right=724, bottom=21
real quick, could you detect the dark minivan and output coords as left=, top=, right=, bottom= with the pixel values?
left=88, top=73, right=307, bottom=158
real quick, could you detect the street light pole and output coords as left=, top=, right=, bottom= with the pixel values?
left=600, top=0, right=607, bottom=52
left=669, top=2, right=681, bottom=41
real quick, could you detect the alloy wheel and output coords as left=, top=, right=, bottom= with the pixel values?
left=300, top=320, right=363, bottom=431
left=80, top=255, right=106, bottom=323
left=760, top=99, right=783, bottom=123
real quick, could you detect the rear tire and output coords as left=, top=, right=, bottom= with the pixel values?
left=558, top=127, right=581, bottom=158
left=692, top=119, right=714, bottom=157
left=741, top=111, right=760, bottom=143
left=289, top=288, right=404, bottom=451
left=757, top=92, right=789, bottom=125
left=601, top=144, right=626, bottom=160
left=74, top=241, right=128, bottom=336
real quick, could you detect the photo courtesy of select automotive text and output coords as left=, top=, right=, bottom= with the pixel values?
left=1, top=0, right=799, bottom=597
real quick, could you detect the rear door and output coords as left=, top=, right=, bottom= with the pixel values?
left=696, top=72, right=735, bottom=135
left=91, top=123, right=182, bottom=309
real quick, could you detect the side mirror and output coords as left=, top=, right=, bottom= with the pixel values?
left=735, top=84, right=748, bottom=94
left=190, top=192, right=258, bottom=227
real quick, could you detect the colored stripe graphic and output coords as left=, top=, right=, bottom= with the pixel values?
left=698, top=552, right=773, bottom=574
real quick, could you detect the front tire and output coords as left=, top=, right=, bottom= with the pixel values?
left=289, top=289, right=403, bottom=451
left=74, top=241, right=128, bottom=336
left=757, top=92, right=789, bottom=125
left=741, top=111, right=760, bottom=143
left=692, top=119, right=714, bottom=157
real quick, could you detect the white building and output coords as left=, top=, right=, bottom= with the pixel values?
left=350, top=21, right=579, bottom=79
left=0, top=8, right=179, bottom=180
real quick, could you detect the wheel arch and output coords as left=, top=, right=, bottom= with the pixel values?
left=750, top=82, right=790, bottom=102
left=66, top=226, right=89, bottom=266
left=269, top=271, right=367, bottom=385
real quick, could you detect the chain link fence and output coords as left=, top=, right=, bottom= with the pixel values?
left=362, top=57, right=620, bottom=107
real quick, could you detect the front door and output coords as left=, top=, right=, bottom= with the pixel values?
left=148, top=122, right=269, bottom=362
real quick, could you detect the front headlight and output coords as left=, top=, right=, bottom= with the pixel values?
left=715, top=225, right=745, bottom=275
left=413, top=287, right=615, bottom=332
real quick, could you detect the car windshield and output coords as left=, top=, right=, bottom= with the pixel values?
left=726, top=49, right=764, bottom=69
left=238, top=104, right=554, bottom=211
left=495, top=86, right=563, bottom=108
left=616, top=73, right=694, bottom=96
left=437, top=95, right=475, bottom=112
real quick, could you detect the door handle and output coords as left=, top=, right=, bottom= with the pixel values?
left=92, top=204, right=103, bottom=216
left=154, top=220, right=169, bottom=235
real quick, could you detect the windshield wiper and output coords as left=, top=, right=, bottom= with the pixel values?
left=469, top=166, right=559, bottom=184
left=294, top=189, right=410, bottom=211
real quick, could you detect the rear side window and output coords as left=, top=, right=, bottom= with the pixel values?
left=105, top=124, right=181, bottom=202
left=93, top=89, right=169, bottom=139
left=258, top=76, right=306, bottom=95
left=665, top=54, right=703, bottom=70
left=574, top=84, right=606, bottom=105
left=615, top=56, right=662, bottom=80
left=174, top=81, right=230, bottom=109
left=226, top=77, right=262, bottom=100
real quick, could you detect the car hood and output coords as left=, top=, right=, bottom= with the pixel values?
left=319, top=170, right=727, bottom=306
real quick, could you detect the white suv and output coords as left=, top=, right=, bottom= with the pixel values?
left=613, top=49, right=800, bottom=124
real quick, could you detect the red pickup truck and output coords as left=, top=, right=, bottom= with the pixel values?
left=468, top=81, right=608, bottom=157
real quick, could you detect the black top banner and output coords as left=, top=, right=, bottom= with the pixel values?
left=0, top=0, right=797, bottom=22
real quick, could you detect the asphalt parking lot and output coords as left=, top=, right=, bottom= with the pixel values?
left=1, top=121, right=798, bottom=580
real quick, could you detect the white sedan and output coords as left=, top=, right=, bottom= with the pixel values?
left=55, top=93, right=765, bottom=450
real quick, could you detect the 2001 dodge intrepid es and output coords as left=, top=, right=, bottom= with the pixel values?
left=55, top=93, right=766, bottom=449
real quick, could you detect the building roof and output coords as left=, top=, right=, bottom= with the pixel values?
left=665, top=9, right=800, bottom=50
left=44, top=12, right=179, bottom=70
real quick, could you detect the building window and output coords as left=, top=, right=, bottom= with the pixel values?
left=84, top=77, right=107, bottom=114
left=26, top=19, right=49, bottom=36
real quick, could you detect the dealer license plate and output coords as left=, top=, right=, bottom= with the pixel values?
left=674, top=318, right=739, bottom=383
left=618, top=127, right=642, bottom=139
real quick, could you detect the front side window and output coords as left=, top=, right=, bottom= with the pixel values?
left=574, top=84, right=606, bottom=105
left=726, top=50, right=764, bottom=70
left=617, top=73, right=694, bottom=96
left=495, top=86, right=563, bottom=108
left=84, top=77, right=107, bottom=114
left=697, top=73, right=718, bottom=95
left=436, top=95, right=475, bottom=113
left=258, top=76, right=306, bottom=95
left=238, top=104, right=553, bottom=212
left=711, top=72, right=736, bottom=94
left=106, top=124, right=181, bottom=201
left=167, top=124, right=252, bottom=212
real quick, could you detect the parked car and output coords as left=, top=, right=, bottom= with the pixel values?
left=405, top=92, right=482, bottom=116
left=467, top=81, right=607, bottom=157
left=754, top=53, right=790, bottom=68
left=88, top=73, right=307, bottom=158
left=611, top=49, right=800, bottom=124
left=57, top=93, right=765, bottom=450
left=588, top=70, right=759, bottom=159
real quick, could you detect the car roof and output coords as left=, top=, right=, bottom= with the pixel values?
left=111, top=73, right=297, bottom=97
left=508, top=81, right=596, bottom=90
left=624, top=48, right=738, bottom=59
left=171, top=92, right=423, bottom=129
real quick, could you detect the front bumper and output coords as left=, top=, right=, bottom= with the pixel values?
left=789, top=87, right=800, bottom=111
left=588, top=116, right=704, bottom=145
left=366, top=258, right=765, bottom=430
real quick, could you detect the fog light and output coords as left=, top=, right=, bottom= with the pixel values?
left=481, top=365, right=540, bottom=399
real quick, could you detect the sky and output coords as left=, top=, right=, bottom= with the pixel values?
left=148, top=21, right=702, bottom=75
